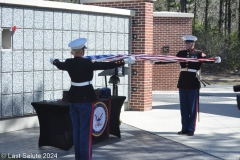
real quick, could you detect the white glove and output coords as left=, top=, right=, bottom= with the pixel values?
left=214, top=56, right=221, bottom=63
left=50, top=58, right=55, bottom=64
left=124, top=56, right=136, bottom=64
left=150, top=61, right=155, bottom=64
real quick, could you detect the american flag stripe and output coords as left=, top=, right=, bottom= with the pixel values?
left=83, top=54, right=217, bottom=63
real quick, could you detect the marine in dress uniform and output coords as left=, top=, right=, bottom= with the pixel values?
left=154, top=35, right=221, bottom=136
left=50, top=38, right=135, bottom=160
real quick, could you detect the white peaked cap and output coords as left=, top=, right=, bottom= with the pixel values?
left=181, top=35, right=197, bottom=42
left=68, top=38, right=87, bottom=49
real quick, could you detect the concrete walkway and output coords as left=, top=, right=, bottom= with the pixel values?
left=0, top=124, right=220, bottom=160
left=121, top=85, right=240, bottom=160
left=0, top=84, right=239, bottom=160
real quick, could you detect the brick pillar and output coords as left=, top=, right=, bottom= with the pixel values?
left=153, top=12, right=193, bottom=90
left=82, top=0, right=154, bottom=111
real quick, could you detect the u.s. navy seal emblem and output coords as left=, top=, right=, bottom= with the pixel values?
left=92, top=102, right=108, bottom=137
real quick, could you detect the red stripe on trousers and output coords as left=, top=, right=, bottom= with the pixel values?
left=88, top=102, right=94, bottom=160
left=194, top=94, right=199, bottom=131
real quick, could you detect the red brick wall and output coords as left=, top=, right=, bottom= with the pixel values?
left=153, top=17, right=192, bottom=90
left=84, top=0, right=153, bottom=111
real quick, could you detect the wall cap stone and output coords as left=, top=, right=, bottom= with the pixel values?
left=0, top=0, right=135, bottom=16
left=153, top=12, right=193, bottom=18
left=81, top=0, right=156, bottom=3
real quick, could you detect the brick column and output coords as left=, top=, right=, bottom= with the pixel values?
left=82, top=0, right=154, bottom=111
left=153, top=12, right=193, bottom=90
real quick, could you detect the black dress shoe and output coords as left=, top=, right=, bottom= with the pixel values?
left=177, top=131, right=188, bottom=135
left=188, top=132, right=194, bottom=136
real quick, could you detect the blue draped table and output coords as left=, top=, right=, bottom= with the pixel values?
left=31, top=96, right=126, bottom=151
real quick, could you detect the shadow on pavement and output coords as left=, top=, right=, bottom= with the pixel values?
left=0, top=124, right=222, bottom=160
left=152, top=96, right=240, bottom=118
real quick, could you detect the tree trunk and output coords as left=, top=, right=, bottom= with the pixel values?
left=225, top=0, right=228, bottom=38
left=205, top=0, right=209, bottom=32
left=228, top=0, right=232, bottom=40
left=219, top=0, right=224, bottom=33
left=193, top=0, right=197, bottom=33
left=238, top=0, right=240, bottom=41
left=181, top=0, right=186, bottom=12
left=238, top=0, right=240, bottom=72
left=167, top=0, right=170, bottom=11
